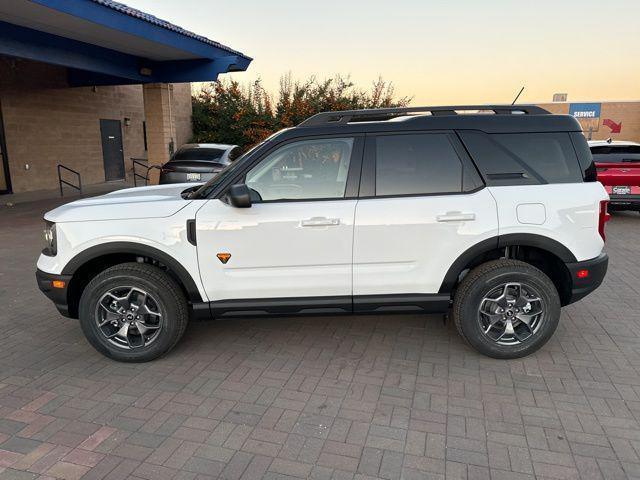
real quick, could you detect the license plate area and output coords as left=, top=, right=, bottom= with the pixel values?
left=186, top=173, right=201, bottom=181
left=613, top=186, right=631, bottom=195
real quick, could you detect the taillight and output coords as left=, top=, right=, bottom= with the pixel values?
left=598, top=200, right=610, bottom=242
left=161, top=165, right=175, bottom=174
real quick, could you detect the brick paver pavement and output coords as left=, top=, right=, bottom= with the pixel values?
left=1, top=198, right=640, bottom=479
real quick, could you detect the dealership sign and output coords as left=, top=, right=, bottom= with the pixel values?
left=569, top=103, right=601, bottom=132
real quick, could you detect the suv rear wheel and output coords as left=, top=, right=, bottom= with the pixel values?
left=78, top=263, right=189, bottom=362
left=452, top=259, right=560, bottom=359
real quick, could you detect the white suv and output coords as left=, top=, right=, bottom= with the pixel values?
left=37, top=105, right=610, bottom=362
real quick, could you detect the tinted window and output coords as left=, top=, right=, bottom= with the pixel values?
left=591, top=145, right=640, bottom=155
left=173, top=147, right=227, bottom=161
left=246, top=138, right=353, bottom=201
left=592, top=153, right=640, bottom=163
left=228, top=147, right=242, bottom=161
left=590, top=145, right=640, bottom=164
left=459, top=131, right=583, bottom=185
left=570, top=133, right=597, bottom=181
left=375, top=133, right=463, bottom=196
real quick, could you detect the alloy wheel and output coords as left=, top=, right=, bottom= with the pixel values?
left=95, top=286, right=163, bottom=349
left=477, top=282, right=545, bottom=346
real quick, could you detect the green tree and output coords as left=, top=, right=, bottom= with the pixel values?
left=191, top=74, right=411, bottom=150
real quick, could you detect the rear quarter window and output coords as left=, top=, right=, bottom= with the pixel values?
left=458, top=131, right=584, bottom=185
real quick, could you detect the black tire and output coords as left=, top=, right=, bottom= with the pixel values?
left=79, top=262, right=188, bottom=362
left=452, top=259, right=560, bottom=359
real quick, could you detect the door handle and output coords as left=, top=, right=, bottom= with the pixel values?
left=436, top=211, right=476, bottom=222
left=301, top=217, right=340, bottom=227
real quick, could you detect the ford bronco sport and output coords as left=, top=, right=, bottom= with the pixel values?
left=36, top=105, right=610, bottom=362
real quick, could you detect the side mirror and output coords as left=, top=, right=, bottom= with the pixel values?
left=227, top=183, right=252, bottom=208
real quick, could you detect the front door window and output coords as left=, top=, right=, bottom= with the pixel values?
left=245, top=138, right=354, bottom=201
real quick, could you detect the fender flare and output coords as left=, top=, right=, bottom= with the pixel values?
left=62, top=242, right=203, bottom=302
left=438, top=234, right=577, bottom=293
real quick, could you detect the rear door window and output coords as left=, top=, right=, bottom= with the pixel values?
left=373, top=133, right=469, bottom=196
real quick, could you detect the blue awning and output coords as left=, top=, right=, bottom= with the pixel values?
left=0, top=0, right=252, bottom=86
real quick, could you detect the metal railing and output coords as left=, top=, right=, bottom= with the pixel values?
left=57, top=164, right=82, bottom=197
left=131, top=158, right=148, bottom=186
left=131, top=158, right=160, bottom=187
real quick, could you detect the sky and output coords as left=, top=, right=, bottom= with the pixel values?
left=126, top=0, right=640, bottom=105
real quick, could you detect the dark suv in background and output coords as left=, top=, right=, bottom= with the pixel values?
left=159, top=143, right=240, bottom=184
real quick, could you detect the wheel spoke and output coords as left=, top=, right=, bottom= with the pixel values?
left=98, top=304, right=120, bottom=327
left=516, top=312, right=534, bottom=324
left=135, top=320, right=160, bottom=335
left=105, top=322, right=129, bottom=340
left=139, top=304, right=161, bottom=317
left=500, top=319, right=515, bottom=339
left=106, top=289, right=133, bottom=310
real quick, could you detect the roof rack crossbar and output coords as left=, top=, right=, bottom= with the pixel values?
left=298, top=105, right=550, bottom=127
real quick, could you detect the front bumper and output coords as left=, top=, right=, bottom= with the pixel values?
left=36, top=269, right=73, bottom=317
left=565, top=253, right=608, bottom=305
left=608, top=194, right=640, bottom=210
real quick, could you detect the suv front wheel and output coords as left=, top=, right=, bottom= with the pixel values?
left=452, top=259, right=560, bottom=359
left=78, top=263, right=189, bottom=362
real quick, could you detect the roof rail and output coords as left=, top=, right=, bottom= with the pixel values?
left=298, top=105, right=550, bottom=127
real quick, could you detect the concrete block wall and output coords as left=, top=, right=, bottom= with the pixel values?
left=0, top=59, right=193, bottom=194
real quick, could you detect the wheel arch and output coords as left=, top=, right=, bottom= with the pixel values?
left=439, top=234, right=576, bottom=305
left=62, top=242, right=203, bottom=318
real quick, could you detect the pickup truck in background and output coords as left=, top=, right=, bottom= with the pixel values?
left=590, top=140, right=640, bottom=212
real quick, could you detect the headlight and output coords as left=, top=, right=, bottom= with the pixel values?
left=43, top=221, right=57, bottom=256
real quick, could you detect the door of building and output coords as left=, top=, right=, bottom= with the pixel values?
left=0, top=102, right=12, bottom=194
left=99, top=119, right=125, bottom=181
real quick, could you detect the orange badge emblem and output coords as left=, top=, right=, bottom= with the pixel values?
left=217, top=253, right=231, bottom=264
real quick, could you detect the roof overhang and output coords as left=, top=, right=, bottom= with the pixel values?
left=0, top=0, right=252, bottom=86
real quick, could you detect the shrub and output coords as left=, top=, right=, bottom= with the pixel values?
left=191, top=74, right=411, bottom=150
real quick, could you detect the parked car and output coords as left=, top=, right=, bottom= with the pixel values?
left=37, top=105, right=609, bottom=362
left=590, top=140, right=640, bottom=212
left=159, top=143, right=240, bottom=184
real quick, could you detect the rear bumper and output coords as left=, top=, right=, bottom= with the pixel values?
left=608, top=194, right=640, bottom=209
left=36, top=269, right=73, bottom=318
left=159, top=172, right=216, bottom=184
left=564, top=253, right=608, bottom=305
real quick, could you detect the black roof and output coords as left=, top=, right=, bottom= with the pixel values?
left=283, top=105, right=582, bottom=141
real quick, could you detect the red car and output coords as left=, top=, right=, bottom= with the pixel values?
left=590, top=140, right=640, bottom=212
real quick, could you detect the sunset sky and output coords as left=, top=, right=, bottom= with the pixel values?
left=126, top=0, right=639, bottom=105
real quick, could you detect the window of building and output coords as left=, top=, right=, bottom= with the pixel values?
left=142, top=121, right=147, bottom=152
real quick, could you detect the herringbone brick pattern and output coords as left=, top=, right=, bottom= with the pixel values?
left=1, top=199, right=640, bottom=479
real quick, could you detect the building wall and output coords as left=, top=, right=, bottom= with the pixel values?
left=0, top=58, right=193, bottom=194
left=537, top=101, right=640, bottom=143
